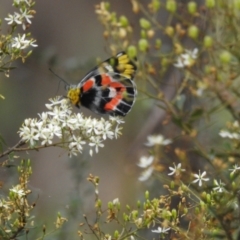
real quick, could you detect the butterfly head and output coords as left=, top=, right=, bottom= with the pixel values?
left=67, top=85, right=81, bottom=108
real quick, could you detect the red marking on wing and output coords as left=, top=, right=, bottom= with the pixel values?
left=82, top=79, right=94, bottom=92
left=109, top=82, right=126, bottom=92
left=104, top=82, right=126, bottom=111
left=101, top=74, right=112, bottom=85
left=104, top=96, right=122, bottom=111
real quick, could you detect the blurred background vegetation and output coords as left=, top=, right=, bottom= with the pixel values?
left=2, top=0, right=240, bottom=239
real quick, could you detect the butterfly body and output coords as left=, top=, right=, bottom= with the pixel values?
left=67, top=52, right=137, bottom=116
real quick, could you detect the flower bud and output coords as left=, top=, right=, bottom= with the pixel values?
left=203, top=35, right=213, bottom=48
left=119, top=15, right=129, bottom=27
left=152, top=0, right=161, bottom=11
left=155, top=39, right=162, bottom=49
left=140, top=18, right=151, bottom=29
left=188, top=25, right=199, bottom=39
left=166, top=0, right=177, bottom=13
left=138, top=39, right=149, bottom=52
left=205, top=0, right=215, bottom=8
left=127, top=45, right=137, bottom=58
left=188, top=1, right=197, bottom=14
left=114, top=230, right=119, bottom=239
left=220, top=51, right=231, bottom=64
left=145, top=190, right=149, bottom=199
left=234, top=0, right=240, bottom=9
left=165, top=26, right=174, bottom=37
left=172, top=208, right=177, bottom=219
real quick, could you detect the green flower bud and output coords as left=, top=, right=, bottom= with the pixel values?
left=206, top=194, right=211, bottom=203
left=165, top=26, right=174, bottom=37
left=195, top=207, right=200, bottom=214
left=141, top=29, right=147, bottom=38
left=26, top=159, right=30, bottom=166
left=127, top=45, right=137, bottom=58
left=155, top=39, right=162, bottom=49
left=123, top=213, right=129, bottom=222
left=220, top=51, right=231, bottom=64
left=140, top=18, right=151, bottom=29
left=234, top=0, right=240, bottom=9
left=152, top=0, right=161, bottom=11
left=114, top=230, right=119, bottom=239
left=166, top=0, right=177, bottom=13
left=188, top=1, right=197, bottom=14
left=205, top=0, right=215, bottom=8
left=104, top=2, right=110, bottom=10
left=137, top=200, right=141, bottom=208
left=138, top=38, right=149, bottom=52
left=171, top=208, right=177, bottom=219
left=161, top=57, right=170, bottom=67
left=204, top=35, right=213, bottom=48
left=119, top=15, right=129, bottom=27
left=188, top=25, right=199, bottom=39
left=145, top=190, right=149, bottom=199
left=96, top=199, right=102, bottom=208
left=108, top=202, right=113, bottom=209
left=201, top=191, right=207, bottom=199
left=170, top=180, right=175, bottom=189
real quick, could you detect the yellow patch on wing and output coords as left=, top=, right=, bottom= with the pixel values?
left=117, top=54, right=136, bottom=79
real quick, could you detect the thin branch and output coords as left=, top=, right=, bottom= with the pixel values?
left=0, top=140, right=69, bottom=159
left=0, top=140, right=25, bottom=159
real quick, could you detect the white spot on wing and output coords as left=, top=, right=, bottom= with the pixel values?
left=108, top=87, right=117, bottom=98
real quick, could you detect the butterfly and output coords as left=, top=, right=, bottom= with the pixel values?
left=66, top=51, right=137, bottom=116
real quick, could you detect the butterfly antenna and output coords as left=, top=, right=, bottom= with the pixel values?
left=49, top=68, right=70, bottom=86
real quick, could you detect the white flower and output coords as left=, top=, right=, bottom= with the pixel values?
left=89, top=136, right=104, bottom=154
left=19, top=120, right=39, bottom=146
left=109, top=115, right=125, bottom=124
left=19, top=8, right=33, bottom=29
left=168, top=163, right=186, bottom=176
left=69, top=136, right=86, bottom=153
left=100, top=120, right=114, bottom=140
left=20, top=8, right=33, bottom=23
left=219, top=130, right=240, bottom=139
left=10, top=185, right=25, bottom=197
left=229, top=164, right=240, bottom=175
left=19, top=97, right=125, bottom=156
left=137, top=156, right=154, bottom=168
left=5, top=12, right=22, bottom=25
left=192, top=170, right=209, bottom=187
left=14, top=0, right=31, bottom=5
left=151, top=227, right=170, bottom=234
left=145, top=134, right=172, bottom=147
left=174, top=48, right=198, bottom=68
left=138, top=167, right=154, bottom=181
left=11, top=34, right=37, bottom=50
left=114, top=124, right=122, bottom=138
left=87, top=118, right=102, bottom=135
left=40, top=128, right=54, bottom=145
left=112, top=198, right=119, bottom=205
left=213, top=179, right=225, bottom=193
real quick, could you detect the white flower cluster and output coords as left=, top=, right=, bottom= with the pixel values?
left=219, top=121, right=240, bottom=140
left=5, top=0, right=35, bottom=30
left=11, top=33, right=37, bottom=50
left=174, top=48, right=198, bottom=68
left=18, top=97, right=124, bottom=157
left=137, top=134, right=172, bottom=181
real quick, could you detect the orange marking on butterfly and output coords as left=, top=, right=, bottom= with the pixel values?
left=82, top=79, right=94, bottom=92
left=101, top=74, right=112, bottom=85
left=104, top=82, right=126, bottom=111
